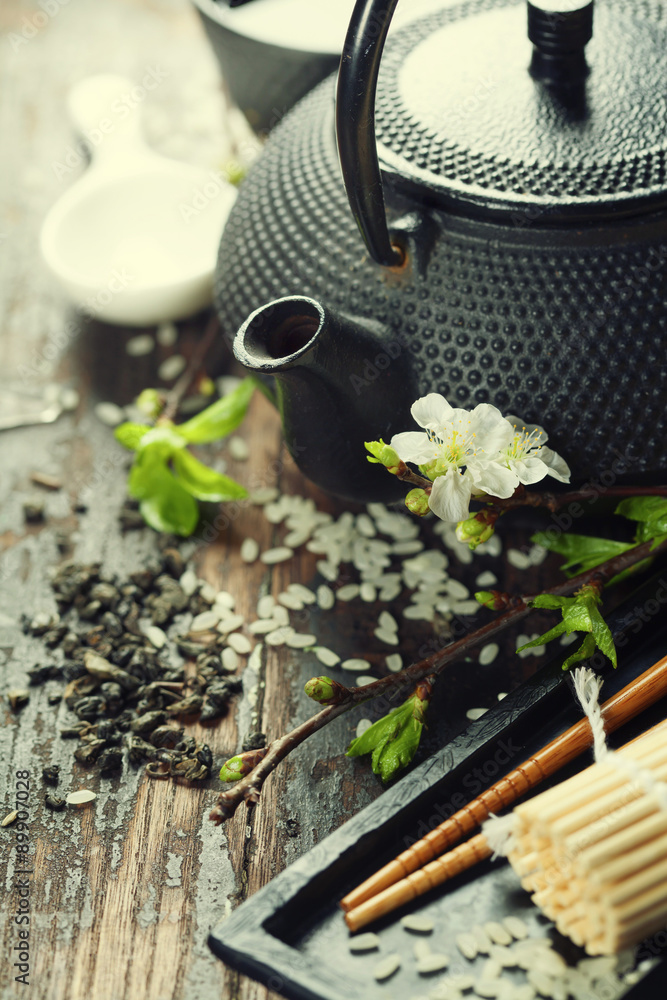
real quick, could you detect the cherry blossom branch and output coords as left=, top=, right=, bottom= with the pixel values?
left=209, top=534, right=667, bottom=824
left=478, top=484, right=667, bottom=515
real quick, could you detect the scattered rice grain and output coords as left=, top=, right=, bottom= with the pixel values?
left=260, top=547, right=294, bottom=565
left=374, top=626, right=400, bottom=645
left=144, top=625, right=168, bottom=649
left=374, top=955, right=401, bottom=981
left=348, top=932, right=380, bottom=953
left=226, top=632, right=252, bottom=655
left=221, top=647, right=239, bottom=672
left=66, top=790, right=97, bottom=806
left=484, top=922, right=512, bottom=947
left=456, top=933, right=478, bottom=960
left=386, top=653, right=403, bottom=673
left=314, top=646, right=340, bottom=667
left=475, top=571, right=498, bottom=587
left=125, top=333, right=154, bottom=356
left=401, top=914, right=434, bottom=933
left=157, top=354, right=186, bottom=381
left=285, top=633, right=317, bottom=649
left=360, top=582, right=376, bottom=602
left=479, top=643, right=499, bottom=666
left=228, top=436, right=249, bottom=461
left=216, top=613, right=245, bottom=635
left=191, top=609, right=221, bottom=632
left=337, top=584, right=360, bottom=601
left=502, top=916, right=528, bottom=940
left=241, top=538, right=259, bottom=563
left=257, top=595, right=275, bottom=619
left=250, top=487, right=279, bottom=505
left=341, top=658, right=372, bottom=672
left=418, top=954, right=450, bottom=975
left=466, top=708, right=488, bottom=721
left=94, top=401, right=125, bottom=427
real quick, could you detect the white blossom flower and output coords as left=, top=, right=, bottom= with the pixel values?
left=391, top=394, right=516, bottom=523
left=390, top=394, right=571, bottom=524
left=499, top=417, right=571, bottom=485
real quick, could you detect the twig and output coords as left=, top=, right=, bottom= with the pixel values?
left=475, top=484, right=667, bottom=515
left=209, top=534, right=667, bottom=824
left=160, top=313, right=220, bottom=424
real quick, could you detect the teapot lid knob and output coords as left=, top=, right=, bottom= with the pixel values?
left=527, top=0, right=594, bottom=86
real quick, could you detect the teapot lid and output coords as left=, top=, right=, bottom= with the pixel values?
left=374, top=0, right=667, bottom=221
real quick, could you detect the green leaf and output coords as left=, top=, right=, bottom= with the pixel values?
left=178, top=377, right=256, bottom=444
left=588, top=606, right=617, bottom=667
left=516, top=620, right=567, bottom=651
left=346, top=706, right=408, bottom=758
left=562, top=633, right=597, bottom=671
left=171, top=449, right=248, bottom=502
left=114, top=422, right=151, bottom=450
left=530, top=594, right=570, bottom=610
left=531, top=531, right=632, bottom=578
left=615, top=496, right=667, bottom=524
left=346, top=697, right=426, bottom=783
left=373, top=717, right=424, bottom=782
left=128, top=448, right=199, bottom=536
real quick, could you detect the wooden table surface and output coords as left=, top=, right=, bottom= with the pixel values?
left=0, top=3, right=559, bottom=999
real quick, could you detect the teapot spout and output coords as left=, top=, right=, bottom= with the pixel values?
left=233, top=295, right=410, bottom=502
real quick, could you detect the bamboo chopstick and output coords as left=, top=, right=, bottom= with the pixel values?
left=344, top=715, right=667, bottom=933
left=341, top=654, right=667, bottom=926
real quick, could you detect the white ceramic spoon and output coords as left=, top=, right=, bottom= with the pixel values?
left=40, top=74, right=236, bottom=326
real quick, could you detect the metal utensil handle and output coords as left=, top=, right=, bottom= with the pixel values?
left=336, top=0, right=402, bottom=268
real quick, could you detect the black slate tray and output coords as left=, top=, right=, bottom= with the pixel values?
left=209, top=573, right=667, bottom=1000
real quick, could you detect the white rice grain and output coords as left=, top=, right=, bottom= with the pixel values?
left=257, top=595, right=275, bottom=619
left=285, top=633, right=317, bottom=649
left=337, top=584, right=360, bottom=601
left=221, top=647, right=239, bottom=672
left=374, top=626, right=400, bottom=645
left=417, top=954, right=450, bottom=975
left=355, top=719, right=373, bottom=739
left=226, top=632, right=252, bottom=655
left=317, top=584, right=335, bottom=609
left=479, top=643, right=499, bottom=666
left=374, top=955, right=401, bottom=981
left=341, top=658, right=372, bottom=672
left=386, top=653, right=403, bottom=673
left=228, top=436, right=249, bottom=461
left=287, top=583, right=316, bottom=604
left=484, top=922, right=513, bottom=947
left=348, top=932, right=380, bottom=953
left=466, top=708, right=488, bottom=721
left=314, top=646, right=340, bottom=667
left=240, top=538, right=260, bottom=563
left=215, top=613, right=245, bottom=635
left=260, top=546, right=294, bottom=565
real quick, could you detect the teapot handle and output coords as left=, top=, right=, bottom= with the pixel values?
left=336, top=0, right=403, bottom=268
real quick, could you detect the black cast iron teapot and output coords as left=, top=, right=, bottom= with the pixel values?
left=214, top=0, right=667, bottom=502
